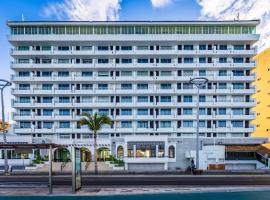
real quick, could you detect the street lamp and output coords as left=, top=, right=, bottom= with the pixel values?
left=0, top=79, right=12, bottom=174
left=189, top=77, right=208, bottom=170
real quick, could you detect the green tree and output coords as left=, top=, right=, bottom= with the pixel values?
left=79, top=113, right=112, bottom=174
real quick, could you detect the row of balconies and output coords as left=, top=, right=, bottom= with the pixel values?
left=13, top=126, right=256, bottom=134
left=12, top=112, right=255, bottom=121
left=10, top=74, right=256, bottom=82
left=11, top=100, right=256, bottom=108
left=11, top=87, right=256, bottom=96
left=10, top=62, right=256, bottom=69
left=10, top=48, right=257, bottom=56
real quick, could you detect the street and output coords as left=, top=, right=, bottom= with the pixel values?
left=1, top=175, right=270, bottom=186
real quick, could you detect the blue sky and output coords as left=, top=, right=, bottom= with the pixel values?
left=0, top=0, right=269, bottom=121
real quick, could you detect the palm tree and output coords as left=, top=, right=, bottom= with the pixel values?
left=79, top=112, right=112, bottom=174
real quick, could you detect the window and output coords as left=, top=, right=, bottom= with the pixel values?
left=199, top=121, right=205, bottom=127
left=43, top=97, right=53, bottom=103
left=199, top=45, right=206, bottom=50
left=43, top=122, right=53, bottom=129
left=98, top=46, right=109, bottom=51
left=59, top=109, right=70, bottom=116
left=233, top=58, right=244, bottom=63
left=120, top=71, right=132, bottom=76
left=121, top=84, right=132, bottom=90
left=160, top=58, right=171, bottom=63
left=183, top=96, right=192, bottom=102
left=160, top=109, right=171, bottom=115
left=137, top=121, right=148, bottom=128
left=160, top=121, right=171, bottom=128
left=98, top=59, right=109, bottom=64
left=58, top=71, right=69, bottom=77
left=232, top=108, right=243, bottom=115
left=82, top=71, right=93, bottom=77
left=199, top=57, right=206, bottom=63
left=121, top=109, right=132, bottom=116
left=219, top=45, right=227, bottom=50
left=41, top=84, right=52, bottom=90
left=42, top=71, right=52, bottom=77
left=20, top=122, right=31, bottom=128
left=98, top=84, right=108, bottom=90
left=234, top=45, right=244, bottom=50
left=183, top=108, right=192, bottom=115
left=137, top=109, right=148, bottom=115
left=138, top=96, right=148, bottom=102
left=59, top=97, right=70, bottom=103
left=137, top=84, right=148, bottom=90
left=58, top=46, right=69, bottom=51
left=121, top=59, right=132, bottom=64
left=183, top=45, right=193, bottom=50
left=20, top=109, right=31, bottom=116
left=137, top=71, right=148, bottom=76
left=232, top=70, right=244, bottom=76
left=219, top=58, right=227, bottom=63
left=232, top=121, right=243, bottom=128
left=19, top=84, right=30, bottom=90
left=233, top=83, right=244, bottom=89
left=121, top=46, right=132, bottom=51
left=184, top=58, right=193, bottom=63
left=218, top=121, right=226, bottom=128
left=82, top=109, right=92, bottom=114
left=59, top=121, right=70, bottom=128
left=43, top=109, right=53, bottom=116
left=160, top=96, right=171, bottom=102
left=183, top=83, right=193, bottom=90
left=58, top=84, right=70, bottom=90
left=98, top=109, right=109, bottom=115
left=160, top=83, right=171, bottom=89
left=199, top=95, right=206, bottom=102
left=121, top=121, right=132, bottom=128
left=121, top=96, right=132, bottom=103
left=18, top=72, right=30, bottom=77
left=138, top=58, right=148, bottom=63
left=82, top=59, right=92, bottom=64
left=218, top=108, right=226, bottom=115
left=98, top=71, right=109, bottom=77
left=199, top=70, right=206, bottom=76
left=160, top=71, right=172, bottom=76
left=219, top=83, right=227, bottom=89
left=199, top=108, right=206, bottom=115
left=183, top=120, right=193, bottom=127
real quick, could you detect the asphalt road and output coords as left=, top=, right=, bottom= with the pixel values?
left=1, top=175, right=270, bottom=186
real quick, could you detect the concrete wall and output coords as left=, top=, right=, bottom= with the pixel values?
left=128, top=163, right=164, bottom=171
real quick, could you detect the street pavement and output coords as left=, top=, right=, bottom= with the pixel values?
left=1, top=174, right=270, bottom=186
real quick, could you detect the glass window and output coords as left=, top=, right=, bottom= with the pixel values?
left=160, top=83, right=171, bottom=89
left=160, top=121, right=171, bottom=128
left=137, top=109, right=148, bottom=115
left=138, top=96, right=148, bottom=102
left=138, top=58, right=148, bottom=63
left=121, top=109, right=132, bottom=115
left=82, top=71, right=93, bottom=77
left=137, top=71, right=148, bottom=76
left=121, top=84, right=132, bottom=90
left=183, top=108, right=192, bottom=115
left=59, top=121, right=70, bottom=128
left=232, top=108, right=243, bottom=115
left=160, top=96, right=171, bottom=102
left=121, top=121, right=132, bottom=128
left=137, top=121, right=148, bottom=128
left=43, top=109, right=53, bottom=116
left=137, top=84, right=148, bottom=90
left=160, top=109, right=171, bottom=115
left=59, top=109, right=70, bottom=116
left=43, top=122, right=53, bottom=129
left=219, top=108, right=226, bottom=115
left=183, top=120, right=193, bottom=127
left=98, top=109, right=109, bottom=115
left=121, top=96, right=132, bottom=103
left=183, top=96, right=192, bottom=102
left=232, top=121, right=243, bottom=128
left=218, top=121, right=226, bottom=128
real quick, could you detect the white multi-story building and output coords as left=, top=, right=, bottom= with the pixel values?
left=5, top=20, right=268, bottom=170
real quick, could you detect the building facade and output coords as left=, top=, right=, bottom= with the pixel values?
left=253, top=48, right=270, bottom=148
left=6, top=20, right=268, bottom=170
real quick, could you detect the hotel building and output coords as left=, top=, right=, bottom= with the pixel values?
left=5, top=20, right=268, bottom=170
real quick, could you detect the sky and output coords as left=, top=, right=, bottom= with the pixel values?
left=0, top=0, right=269, bottom=122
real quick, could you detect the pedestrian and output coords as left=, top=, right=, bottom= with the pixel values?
left=191, top=159, right=195, bottom=175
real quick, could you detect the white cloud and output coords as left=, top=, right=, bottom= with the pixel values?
left=42, top=0, right=121, bottom=21
left=151, top=0, right=172, bottom=8
left=197, top=0, right=270, bottom=52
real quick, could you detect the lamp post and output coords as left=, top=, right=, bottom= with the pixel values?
left=189, top=77, right=208, bottom=170
left=0, top=79, right=12, bottom=174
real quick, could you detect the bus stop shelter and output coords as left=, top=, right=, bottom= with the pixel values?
left=0, top=143, right=64, bottom=194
